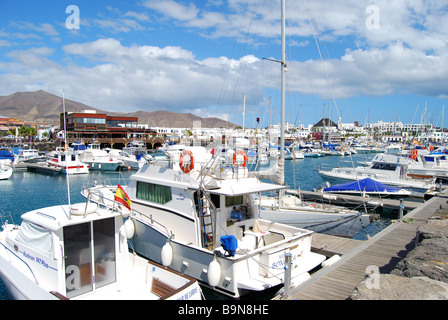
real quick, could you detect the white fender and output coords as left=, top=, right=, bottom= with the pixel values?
left=321, top=254, right=341, bottom=268
left=207, top=259, right=221, bottom=287
left=161, top=242, right=173, bottom=266
left=124, top=219, right=135, bottom=239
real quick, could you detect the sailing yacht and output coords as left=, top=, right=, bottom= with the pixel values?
left=252, top=0, right=373, bottom=238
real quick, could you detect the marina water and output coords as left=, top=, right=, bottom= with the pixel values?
left=0, top=153, right=395, bottom=300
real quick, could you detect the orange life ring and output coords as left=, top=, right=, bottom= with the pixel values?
left=410, top=149, right=418, bottom=160
left=179, top=150, right=194, bottom=173
left=233, top=150, right=247, bottom=167
left=429, top=146, right=434, bottom=151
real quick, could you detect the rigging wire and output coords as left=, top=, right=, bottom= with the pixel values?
left=302, top=0, right=341, bottom=122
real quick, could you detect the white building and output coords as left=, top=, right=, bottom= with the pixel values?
left=365, top=121, right=403, bottom=133
left=403, top=123, right=433, bottom=133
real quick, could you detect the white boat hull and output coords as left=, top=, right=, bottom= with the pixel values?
left=88, top=161, right=120, bottom=171
left=131, top=217, right=325, bottom=298
left=0, top=168, right=12, bottom=180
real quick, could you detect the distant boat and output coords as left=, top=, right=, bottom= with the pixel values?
left=322, top=178, right=412, bottom=198
left=318, top=154, right=436, bottom=198
left=0, top=148, right=14, bottom=180
left=47, top=147, right=89, bottom=175
left=79, top=143, right=121, bottom=171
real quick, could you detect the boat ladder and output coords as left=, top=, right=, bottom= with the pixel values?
left=200, top=197, right=214, bottom=249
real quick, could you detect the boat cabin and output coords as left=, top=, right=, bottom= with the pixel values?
left=124, top=164, right=292, bottom=252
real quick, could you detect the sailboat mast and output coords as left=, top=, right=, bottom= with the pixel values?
left=242, top=93, right=246, bottom=132
left=62, top=91, right=71, bottom=208
left=280, top=0, right=286, bottom=163
left=276, top=0, right=286, bottom=186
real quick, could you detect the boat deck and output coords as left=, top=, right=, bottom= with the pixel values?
left=278, top=193, right=447, bottom=300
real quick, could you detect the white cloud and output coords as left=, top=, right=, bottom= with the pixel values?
left=124, top=11, right=150, bottom=22
left=1, top=0, right=447, bottom=124
left=0, top=39, right=264, bottom=117
left=142, top=0, right=199, bottom=21
left=285, top=42, right=448, bottom=99
left=0, top=40, right=11, bottom=47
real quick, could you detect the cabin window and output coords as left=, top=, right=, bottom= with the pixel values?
left=210, top=193, right=220, bottom=209
left=371, top=163, right=396, bottom=171
left=64, top=222, right=93, bottom=298
left=63, top=218, right=116, bottom=298
left=225, top=195, right=243, bottom=207
left=136, top=181, right=172, bottom=204
left=93, top=218, right=116, bottom=289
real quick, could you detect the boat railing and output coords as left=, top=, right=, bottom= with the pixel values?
left=82, top=185, right=173, bottom=239
left=0, top=209, right=15, bottom=227
left=83, top=171, right=129, bottom=191
left=316, top=163, right=336, bottom=172
left=130, top=207, right=172, bottom=239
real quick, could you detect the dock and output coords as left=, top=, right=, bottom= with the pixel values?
left=278, top=193, right=447, bottom=300
left=290, top=189, right=420, bottom=212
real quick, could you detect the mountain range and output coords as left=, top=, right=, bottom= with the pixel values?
left=0, top=90, right=235, bottom=128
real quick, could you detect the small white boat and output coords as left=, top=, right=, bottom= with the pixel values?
left=109, top=141, right=151, bottom=170
left=79, top=143, right=120, bottom=171
left=0, top=201, right=202, bottom=300
left=318, top=154, right=436, bottom=197
left=0, top=160, right=13, bottom=180
left=47, top=147, right=89, bottom=175
left=0, top=149, right=14, bottom=180
left=290, top=147, right=304, bottom=159
left=15, top=148, right=44, bottom=163
left=321, top=178, right=412, bottom=198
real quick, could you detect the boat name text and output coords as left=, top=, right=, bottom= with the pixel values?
left=271, top=252, right=297, bottom=269
left=22, top=251, right=51, bottom=269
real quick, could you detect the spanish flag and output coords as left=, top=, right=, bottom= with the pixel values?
left=115, top=184, right=132, bottom=210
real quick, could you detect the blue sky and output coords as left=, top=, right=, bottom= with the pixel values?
left=1, top=0, right=447, bottom=129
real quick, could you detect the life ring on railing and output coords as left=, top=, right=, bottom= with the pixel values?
left=233, top=150, right=247, bottom=167
left=429, top=146, right=434, bottom=152
left=410, top=149, right=418, bottom=160
left=179, top=150, right=194, bottom=173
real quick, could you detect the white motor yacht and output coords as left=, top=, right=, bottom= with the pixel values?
left=0, top=202, right=201, bottom=300
left=83, top=158, right=327, bottom=298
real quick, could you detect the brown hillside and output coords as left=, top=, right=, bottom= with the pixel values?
left=0, top=90, right=234, bottom=128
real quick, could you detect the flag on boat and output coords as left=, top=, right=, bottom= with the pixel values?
left=115, top=184, right=132, bottom=210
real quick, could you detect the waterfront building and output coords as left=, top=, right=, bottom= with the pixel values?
left=60, top=110, right=156, bottom=143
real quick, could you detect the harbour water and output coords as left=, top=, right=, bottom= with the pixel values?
left=0, top=152, right=394, bottom=300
